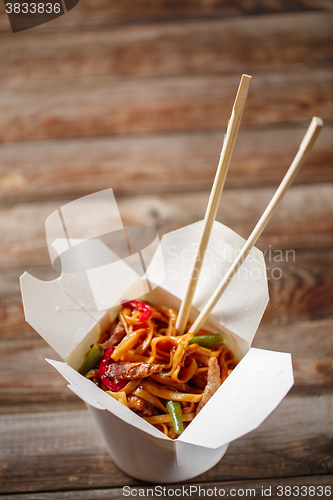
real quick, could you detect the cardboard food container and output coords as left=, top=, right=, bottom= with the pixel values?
left=20, top=219, right=294, bottom=483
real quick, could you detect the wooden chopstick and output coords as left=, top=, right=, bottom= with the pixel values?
left=176, top=74, right=252, bottom=335
left=188, top=116, right=324, bottom=336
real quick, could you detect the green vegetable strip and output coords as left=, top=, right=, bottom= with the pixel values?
left=188, top=334, right=226, bottom=349
left=166, top=400, right=184, bottom=435
left=79, top=344, right=104, bottom=375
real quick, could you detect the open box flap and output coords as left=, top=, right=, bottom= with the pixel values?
left=46, top=358, right=170, bottom=441
left=20, top=240, right=147, bottom=365
left=147, top=221, right=269, bottom=345
left=20, top=272, right=98, bottom=361
left=52, top=238, right=140, bottom=321
left=179, top=348, right=294, bottom=448
left=45, top=188, right=124, bottom=268
left=46, top=347, right=293, bottom=448
left=67, top=383, right=105, bottom=410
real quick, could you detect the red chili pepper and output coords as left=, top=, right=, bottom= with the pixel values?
left=122, top=300, right=152, bottom=322
left=98, top=347, right=127, bottom=392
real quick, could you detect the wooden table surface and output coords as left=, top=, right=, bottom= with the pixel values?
left=0, top=1, right=332, bottom=498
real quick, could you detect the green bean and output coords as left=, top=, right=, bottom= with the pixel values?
left=166, top=400, right=184, bottom=435
left=188, top=334, right=226, bottom=349
left=79, top=344, right=104, bottom=375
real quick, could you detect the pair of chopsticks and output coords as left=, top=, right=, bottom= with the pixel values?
left=176, top=74, right=323, bottom=336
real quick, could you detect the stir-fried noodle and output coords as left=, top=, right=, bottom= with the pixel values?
left=80, top=301, right=236, bottom=438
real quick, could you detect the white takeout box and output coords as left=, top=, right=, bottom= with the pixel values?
left=20, top=221, right=294, bottom=483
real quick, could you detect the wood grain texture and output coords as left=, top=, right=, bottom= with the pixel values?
left=1, top=184, right=332, bottom=270
left=1, top=125, right=332, bottom=202
left=264, top=247, right=333, bottom=323
left=1, top=475, right=332, bottom=500
left=0, top=394, right=332, bottom=493
left=1, top=0, right=332, bottom=33
left=1, top=13, right=332, bottom=82
left=253, top=320, right=333, bottom=388
left=0, top=69, right=332, bottom=142
left=0, top=318, right=332, bottom=415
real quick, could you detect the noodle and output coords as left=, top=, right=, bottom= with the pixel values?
left=141, top=379, right=202, bottom=403
left=143, top=413, right=196, bottom=425
left=80, top=301, right=236, bottom=438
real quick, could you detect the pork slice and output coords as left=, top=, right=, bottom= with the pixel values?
left=101, top=322, right=126, bottom=349
left=105, top=362, right=163, bottom=380
left=127, top=395, right=153, bottom=416
left=196, top=357, right=221, bottom=414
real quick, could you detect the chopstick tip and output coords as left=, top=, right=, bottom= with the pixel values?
left=299, top=117, right=324, bottom=155
left=312, top=116, right=324, bottom=129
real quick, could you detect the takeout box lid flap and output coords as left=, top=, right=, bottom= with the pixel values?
left=179, top=347, right=294, bottom=448
left=147, top=220, right=269, bottom=345
left=47, top=347, right=293, bottom=448
left=20, top=272, right=99, bottom=362
left=20, top=240, right=142, bottom=362
left=46, top=358, right=170, bottom=441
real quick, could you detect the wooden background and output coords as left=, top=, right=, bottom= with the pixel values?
left=0, top=1, right=332, bottom=498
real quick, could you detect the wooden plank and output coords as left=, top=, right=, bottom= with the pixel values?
left=16, top=246, right=333, bottom=312
left=1, top=184, right=332, bottom=269
left=1, top=0, right=332, bottom=33
left=253, top=320, right=333, bottom=388
left=0, top=394, right=332, bottom=493
left=1, top=475, right=332, bottom=500
left=263, top=247, right=333, bottom=324
left=1, top=125, right=332, bottom=203
left=0, top=386, right=84, bottom=415
left=0, top=290, right=37, bottom=340
left=0, top=318, right=332, bottom=414
left=1, top=13, right=332, bottom=83
left=0, top=69, right=332, bottom=142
